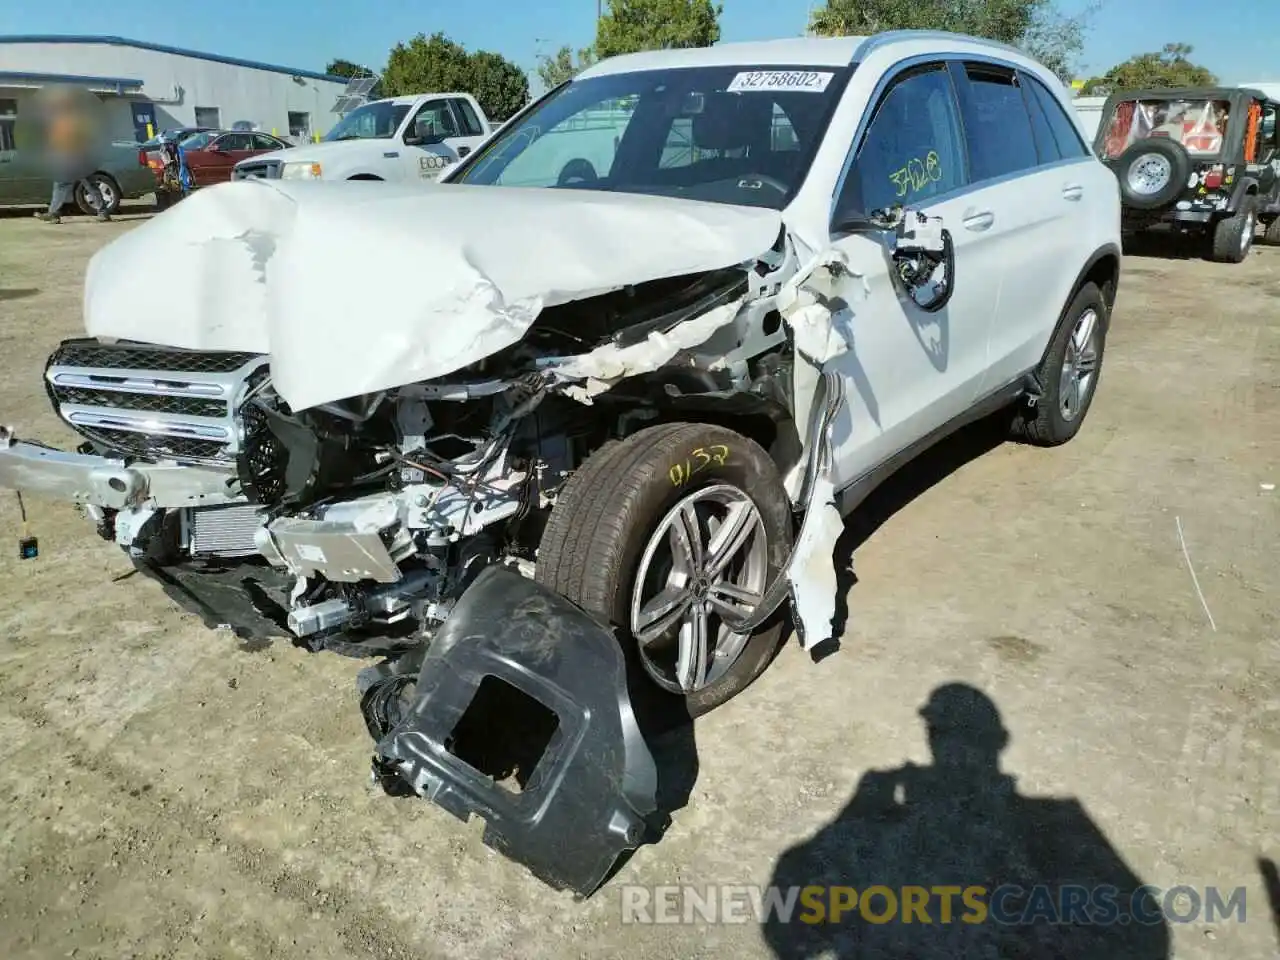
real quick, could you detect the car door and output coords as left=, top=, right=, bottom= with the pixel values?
left=401, top=99, right=462, bottom=182
left=825, top=60, right=1002, bottom=487
left=201, top=133, right=252, bottom=182
left=950, top=62, right=1101, bottom=391
left=447, top=97, right=488, bottom=159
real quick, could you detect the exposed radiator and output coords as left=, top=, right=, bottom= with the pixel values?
left=186, top=504, right=267, bottom=558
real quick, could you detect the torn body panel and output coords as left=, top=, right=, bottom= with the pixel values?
left=360, top=566, right=659, bottom=897
left=83, top=179, right=785, bottom=413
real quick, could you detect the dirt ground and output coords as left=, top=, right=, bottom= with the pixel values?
left=0, top=205, right=1276, bottom=960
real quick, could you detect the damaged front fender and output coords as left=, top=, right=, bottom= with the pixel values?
left=359, top=566, right=659, bottom=897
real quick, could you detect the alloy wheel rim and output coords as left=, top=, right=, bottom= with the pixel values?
left=1059, top=308, right=1101, bottom=422
left=629, top=484, right=768, bottom=694
left=1127, top=154, right=1171, bottom=196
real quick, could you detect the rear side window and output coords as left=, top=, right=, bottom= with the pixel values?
left=840, top=64, right=968, bottom=216
left=956, top=64, right=1038, bottom=182
left=452, top=98, right=484, bottom=137
left=1025, top=75, right=1090, bottom=159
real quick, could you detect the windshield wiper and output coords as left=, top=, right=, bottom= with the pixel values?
left=331, top=134, right=365, bottom=141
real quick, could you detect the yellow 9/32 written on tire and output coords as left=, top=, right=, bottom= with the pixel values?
left=669, top=445, right=731, bottom=487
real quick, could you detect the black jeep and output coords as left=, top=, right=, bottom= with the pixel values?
left=1095, top=86, right=1280, bottom=262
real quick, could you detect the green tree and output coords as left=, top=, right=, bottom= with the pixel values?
left=382, top=33, right=475, bottom=97
left=324, top=58, right=383, bottom=98
left=469, top=50, right=531, bottom=120
left=1081, top=43, right=1217, bottom=96
left=537, top=45, right=597, bottom=89
left=595, top=0, right=722, bottom=59
left=381, top=32, right=529, bottom=121
left=808, top=0, right=1092, bottom=81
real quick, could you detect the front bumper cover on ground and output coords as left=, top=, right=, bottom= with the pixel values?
left=359, top=566, right=660, bottom=898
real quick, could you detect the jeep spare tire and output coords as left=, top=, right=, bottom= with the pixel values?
left=1110, top=138, right=1191, bottom=210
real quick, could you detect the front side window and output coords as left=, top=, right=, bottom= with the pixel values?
left=839, top=64, right=968, bottom=217
left=0, top=98, right=16, bottom=152
left=453, top=64, right=851, bottom=210
left=411, top=100, right=460, bottom=140
left=1100, top=98, right=1231, bottom=159
left=325, top=101, right=411, bottom=142
left=957, top=64, right=1039, bottom=182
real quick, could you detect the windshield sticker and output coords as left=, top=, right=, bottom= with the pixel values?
left=726, top=71, right=834, bottom=94
left=889, top=152, right=944, bottom=198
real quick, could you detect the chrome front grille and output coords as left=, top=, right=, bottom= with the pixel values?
left=45, top=339, right=267, bottom=465
left=233, top=159, right=283, bottom=180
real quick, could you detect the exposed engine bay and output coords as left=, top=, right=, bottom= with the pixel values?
left=37, top=245, right=818, bottom=653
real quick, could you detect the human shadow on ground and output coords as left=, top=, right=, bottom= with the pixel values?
left=761, top=683, right=1171, bottom=959
left=1259, top=857, right=1280, bottom=950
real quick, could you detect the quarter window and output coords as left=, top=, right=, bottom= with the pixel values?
left=956, top=64, right=1038, bottom=182
left=1021, top=78, right=1061, bottom=164
left=1025, top=75, right=1090, bottom=159
left=839, top=64, right=967, bottom=217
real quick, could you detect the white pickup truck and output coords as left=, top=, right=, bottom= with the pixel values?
left=232, top=93, right=492, bottom=183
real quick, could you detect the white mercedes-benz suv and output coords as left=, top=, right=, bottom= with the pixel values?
left=2, top=33, right=1119, bottom=861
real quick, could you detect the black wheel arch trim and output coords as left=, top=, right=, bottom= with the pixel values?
left=1070, top=243, right=1122, bottom=313
left=1230, top=177, right=1262, bottom=211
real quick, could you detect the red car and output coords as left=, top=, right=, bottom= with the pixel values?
left=145, top=130, right=292, bottom=188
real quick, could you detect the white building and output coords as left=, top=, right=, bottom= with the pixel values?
left=0, top=34, right=350, bottom=145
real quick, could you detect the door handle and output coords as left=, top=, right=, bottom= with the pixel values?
left=458, top=146, right=471, bottom=157
left=1062, top=184, right=1084, bottom=201
left=962, top=209, right=995, bottom=231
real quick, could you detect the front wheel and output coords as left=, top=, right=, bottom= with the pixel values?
left=536, top=422, right=794, bottom=718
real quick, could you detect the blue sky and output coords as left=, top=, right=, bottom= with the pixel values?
left=6, top=0, right=1277, bottom=86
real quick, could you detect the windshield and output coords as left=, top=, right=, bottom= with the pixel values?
left=1101, top=98, right=1231, bottom=158
left=324, top=101, right=412, bottom=141
left=453, top=64, right=851, bottom=209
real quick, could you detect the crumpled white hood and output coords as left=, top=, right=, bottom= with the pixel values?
left=84, top=179, right=783, bottom=411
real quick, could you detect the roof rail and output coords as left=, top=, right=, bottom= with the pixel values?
left=854, top=29, right=1029, bottom=63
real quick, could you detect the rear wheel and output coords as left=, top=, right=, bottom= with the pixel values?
left=1211, top=198, right=1257, bottom=263
left=1263, top=216, right=1280, bottom=246
left=1012, top=282, right=1108, bottom=447
left=536, top=422, right=793, bottom=718
left=76, top=174, right=120, bottom=215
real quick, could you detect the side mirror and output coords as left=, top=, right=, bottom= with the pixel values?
left=890, top=212, right=955, bottom=313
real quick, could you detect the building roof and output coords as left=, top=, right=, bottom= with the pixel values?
left=0, top=35, right=347, bottom=84
left=0, top=69, right=143, bottom=93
